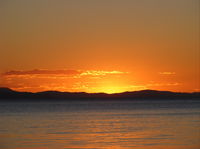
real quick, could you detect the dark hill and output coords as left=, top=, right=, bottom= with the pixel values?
left=0, top=87, right=199, bottom=101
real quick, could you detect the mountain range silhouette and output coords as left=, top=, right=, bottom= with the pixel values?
left=0, top=87, right=199, bottom=101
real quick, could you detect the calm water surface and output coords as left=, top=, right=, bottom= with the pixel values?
left=0, top=99, right=200, bottom=149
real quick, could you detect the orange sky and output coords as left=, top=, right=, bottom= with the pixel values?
left=0, top=0, right=199, bottom=93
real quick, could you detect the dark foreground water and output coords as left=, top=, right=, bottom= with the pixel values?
left=0, top=99, right=200, bottom=149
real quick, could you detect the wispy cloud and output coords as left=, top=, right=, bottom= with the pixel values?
left=0, top=69, right=129, bottom=92
left=0, top=69, right=184, bottom=93
left=147, top=82, right=180, bottom=87
left=80, top=70, right=128, bottom=76
left=194, top=89, right=200, bottom=92
left=2, top=69, right=80, bottom=76
left=159, top=72, right=176, bottom=75
left=2, top=69, right=127, bottom=77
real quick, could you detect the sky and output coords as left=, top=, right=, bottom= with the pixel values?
left=0, top=0, right=199, bottom=93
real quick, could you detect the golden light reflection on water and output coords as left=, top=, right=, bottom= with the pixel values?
left=0, top=101, right=200, bottom=149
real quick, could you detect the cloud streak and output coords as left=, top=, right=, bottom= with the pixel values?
left=159, top=72, right=176, bottom=75
left=2, top=69, right=80, bottom=76
left=0, top=69, right=184, bottom=93
left=0, top=69, right=129, bottom=92
left=2, top=69, right=127, bottom=77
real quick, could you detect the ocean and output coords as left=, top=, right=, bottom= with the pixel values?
left=0, top=99, right=200, bottom=149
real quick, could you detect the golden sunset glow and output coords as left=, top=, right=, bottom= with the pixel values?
left=0, top=0, right=199, bottom=93
left=0, top=1, right=200, bottom=149
left=97, top=86, right=126, bottom=94
left=92, top=83, right=128, bottom=94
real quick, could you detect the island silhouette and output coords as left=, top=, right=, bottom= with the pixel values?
left=0, top=87, right=199, bottom=101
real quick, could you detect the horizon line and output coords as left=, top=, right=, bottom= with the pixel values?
left=0, top=87, right=199, bottom=94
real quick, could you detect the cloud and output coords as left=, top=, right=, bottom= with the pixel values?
left=194, top=88, right=200, bottom=92
left=80, top=70, right=128, bottom=76
left=2, top=69, right=127, bottom=77
left=0, top=69, right=129, bottom=92
left=159, top=72, right=176, bottom=75
left=2, top=69, right=80, bottom=76
left=147, top=82, right=180, bottom=87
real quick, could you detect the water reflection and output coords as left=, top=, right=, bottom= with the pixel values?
left=0, top=100, right=200, bottom=149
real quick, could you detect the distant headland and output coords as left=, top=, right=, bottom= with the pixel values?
left=0, top=87, right=199, bottom=101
